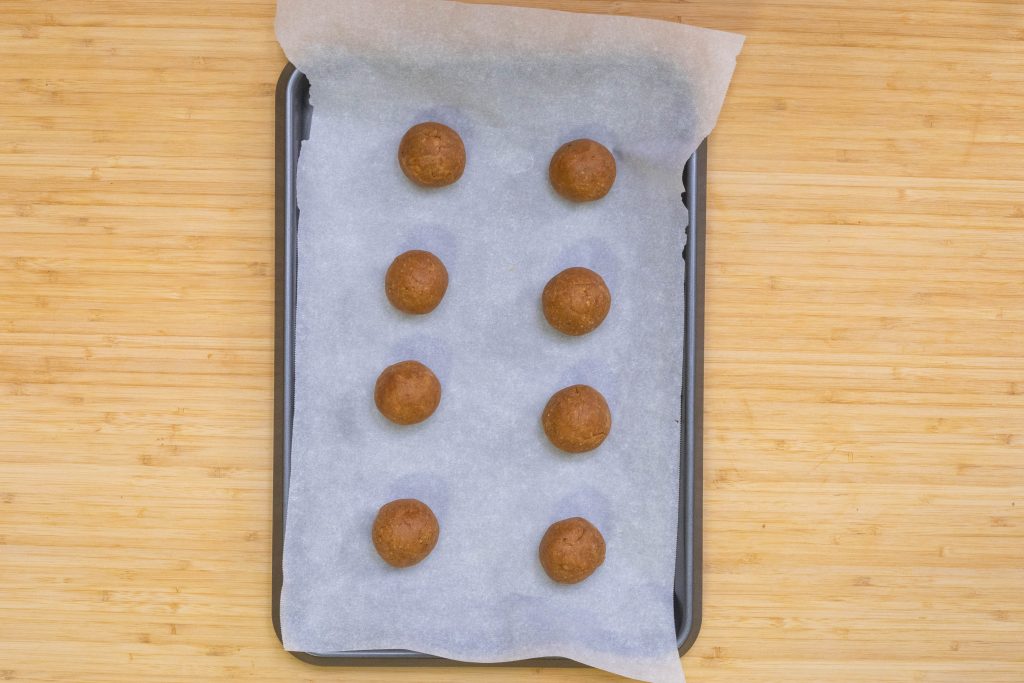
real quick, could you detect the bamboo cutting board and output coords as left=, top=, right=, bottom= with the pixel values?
left=1, top=1, right=1022, bottom=682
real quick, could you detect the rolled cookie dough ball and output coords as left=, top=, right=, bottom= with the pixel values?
left=374, top=360, right=441, bottom=425
left=398, top=122, right=466, bottom=188
left=542, top=267, right=611, bottom=336
left=548, top=139, right=616, bottom=202
left=539, top=517, right=606, bottom=584
left=372, top=498, right=440, bottom=568
left=385, top=250, right=449, bottom=315
left=542, top=384, right=611, bottom=453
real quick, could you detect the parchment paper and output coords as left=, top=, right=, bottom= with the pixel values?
left=276, top=2, right=742, bottom=681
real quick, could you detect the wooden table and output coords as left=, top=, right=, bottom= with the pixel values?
left=2, top=1, right=1022, bottom=681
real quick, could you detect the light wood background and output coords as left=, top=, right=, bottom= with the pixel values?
left=1, top=1, right=1022, bottom=681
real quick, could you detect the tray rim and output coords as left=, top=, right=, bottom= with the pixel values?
left=272, top=62, right=705, bottom=667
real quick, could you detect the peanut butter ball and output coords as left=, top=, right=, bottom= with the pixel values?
left=374, top=360, right=441, bottom=425
left=539, top=517, right=606, bottom=584
left=372, top=499, right=440, bottom=568
left=398, top=122, right=466, bottom=188
left=385, top=250, right=448, bottom=314
left=542, top=267, right=611, bottom=336
left=542, top=384, right=611, bottom=453
left=548, top=139, right=616, bottom=202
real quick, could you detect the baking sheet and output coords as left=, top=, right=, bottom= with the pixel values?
left=275, top=2, right=742, bottom=682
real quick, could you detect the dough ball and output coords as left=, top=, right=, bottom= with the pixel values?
left=542, top=384, right=611, bottom=453
left=548, top=139, right=616, bottom=202
left=385, top=250, right=449, bottom=314
left=374, top=360, right=441, bottom=425
left=372, top=499, right=440, bottom=568
left=542, top=267, right=611, bottom=336
left=398, top=122, right=466, bottom=188
left=539, top=517, right=606, bottom=584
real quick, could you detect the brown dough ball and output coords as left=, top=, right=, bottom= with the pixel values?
left=539, top=517, right=606, bottom=584
left=385, top=250, right=449, bottom=314
left=548, top=139, right=616, bottom=202
left=542, top=267, right=611, bottom=336
left=372, top=499, right=440, bottom=568
left=374, top=360, right=441, bottom=425
left=398, top=122, right=466, bottom=188
left=542, top=385, right=611, bottom=453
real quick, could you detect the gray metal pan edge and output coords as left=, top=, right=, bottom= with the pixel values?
left=273, top=63, right=705, bottom=667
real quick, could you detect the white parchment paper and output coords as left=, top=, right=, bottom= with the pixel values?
left=276, top=2, right=742, bottom=681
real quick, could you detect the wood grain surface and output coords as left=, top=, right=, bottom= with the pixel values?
left=1, top=1, right=1022, bottom=681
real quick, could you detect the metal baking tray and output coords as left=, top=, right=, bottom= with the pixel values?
left=272, top=63, right=705, bottom=667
